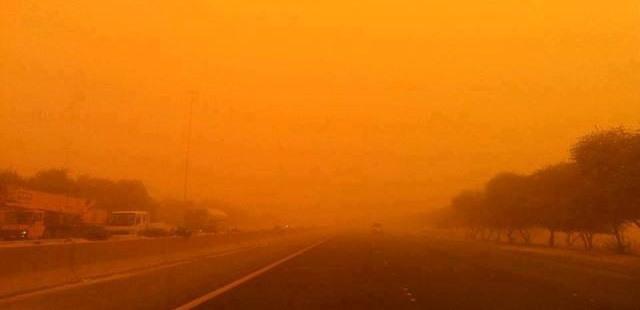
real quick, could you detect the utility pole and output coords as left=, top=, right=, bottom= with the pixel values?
left=183, top=91, right=197, bottom=203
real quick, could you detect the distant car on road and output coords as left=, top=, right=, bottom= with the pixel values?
left=371, top=223, right=383, bottom=236
left=82, top=225, right=111, bottom=240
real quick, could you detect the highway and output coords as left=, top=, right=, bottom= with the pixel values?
left=198, top=233, right=640, bottom=309
left=3, top=231, right=640, bottom=309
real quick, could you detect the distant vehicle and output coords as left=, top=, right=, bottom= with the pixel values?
left=273, top=224, right=290, bottom=233
left=371, top=223, right=384, bottom=236
left=184, top=208, right=228, bottom=233
left=0, top=186, right=106, bottom=240
left=106, top=211, right=150, bottom=235
left=174, top=226, right=193, bottom=238
left=0, top=209, right=43, bottom=240
left=83, top=225, right=111, bottom=241
left=139, top=222, right=175, bottom=237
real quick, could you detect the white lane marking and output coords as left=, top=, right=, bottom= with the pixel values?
left=0, top=246, right=259, bottom=304
left=175, top=239, right=328, bottom=310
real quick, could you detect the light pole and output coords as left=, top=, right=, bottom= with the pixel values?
left=183, top=91, right=197, bottom=203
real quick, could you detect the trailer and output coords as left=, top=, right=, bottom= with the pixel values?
left=0, top=186, right=105, bottom=240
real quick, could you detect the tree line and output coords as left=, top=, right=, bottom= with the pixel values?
left=0, top=169, right=247, bottom=225
left=444, top=128, right=640, bottom=253
left=0, top=169, right=157, bottom=214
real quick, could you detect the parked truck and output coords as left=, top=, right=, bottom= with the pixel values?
left=0, top=186, right=107, bottom=240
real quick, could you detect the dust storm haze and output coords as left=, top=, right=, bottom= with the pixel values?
left=1, top=0, right=639, bottom=222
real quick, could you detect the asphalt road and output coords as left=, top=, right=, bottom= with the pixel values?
left=200, top=233, right=640, bottom=310
left=0, top=233, right=324, bottom=310
left=3, top=231, right=640, bottom=309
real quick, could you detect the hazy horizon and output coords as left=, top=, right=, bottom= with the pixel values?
left=2, top=0, right=639, bottom=217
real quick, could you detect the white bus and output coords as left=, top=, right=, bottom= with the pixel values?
left=106, top=211, right=150, bottom=235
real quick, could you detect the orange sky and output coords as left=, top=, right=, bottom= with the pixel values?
left=1, top=0, right=639, bottom=217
